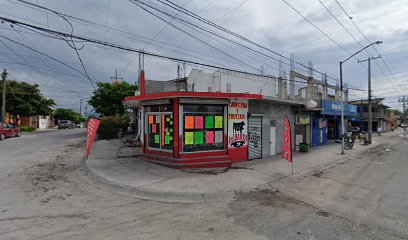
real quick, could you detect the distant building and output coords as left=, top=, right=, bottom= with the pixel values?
left=348, top=98, right=389, bottom=132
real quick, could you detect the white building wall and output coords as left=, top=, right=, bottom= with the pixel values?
left=38, top=116, right=49, bottom=129
left=187, top=69, right=277, bottom=97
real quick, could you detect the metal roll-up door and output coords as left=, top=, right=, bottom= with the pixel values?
left=248, top=116, right=262, bottom=160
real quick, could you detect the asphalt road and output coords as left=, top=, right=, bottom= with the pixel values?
left=280, top=132, right=408, bottom=239
left=0, top=129, right=406, bottom=239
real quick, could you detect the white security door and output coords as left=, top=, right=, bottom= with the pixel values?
left=270, top=126, right=276, bottom=155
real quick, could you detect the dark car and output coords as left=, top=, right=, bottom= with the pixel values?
left=0, top=123, right=22, bottom=140
left=58, top=120, right=75, bottom=129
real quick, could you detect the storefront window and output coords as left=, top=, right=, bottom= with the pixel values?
left=183, top=105, right=225, bottom=152
left=146, top=104, right=174, bottom=151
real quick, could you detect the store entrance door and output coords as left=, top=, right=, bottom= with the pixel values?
left=327, top=119, right=337, bottom=140
left=146, top=113, right=174, bottom=151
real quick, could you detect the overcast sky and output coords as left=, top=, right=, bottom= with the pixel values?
left=0, top=0, right=407, bottom=112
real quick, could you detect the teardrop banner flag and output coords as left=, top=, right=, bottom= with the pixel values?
left=86, top=118, right=100, bottom=160
left=282, top=115, right=293, bottom=173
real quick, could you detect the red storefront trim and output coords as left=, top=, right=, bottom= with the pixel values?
left=179, top=150, right=227, bottom=158
left=173, top=98, right=179, bottom=158
left=145, top=148, right=173, bottom=157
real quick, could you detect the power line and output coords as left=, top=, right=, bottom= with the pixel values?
left=131, top=0, right=284, bottom=76
left=0, top=32, right=96, bottom=89
left=9, top=0, right=251, bottom=77
left=129, top=1, right=262, bottom=72
left=8, top=0, right=221, bottom=62
left=333, top=0, right=403, bottom=95
left=0, top=15, right=367, bottom=92
left=150, top=0, right=344, bottom=83
left=119, top=0, right=194, bottom=75
left=214, top=0, right=251, bottom=22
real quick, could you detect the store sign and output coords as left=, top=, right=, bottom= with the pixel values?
left=321, top=100, right=357, bottom=117
left=296, top=115, right=310, bottom=125
left=331, top=102, right=341, bottom=111
left=228, top=100, right=248, bottom=148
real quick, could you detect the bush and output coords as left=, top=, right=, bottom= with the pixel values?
left=97, top=116, right=126, bottom=140
left=19, top=126, right=36, bottom=132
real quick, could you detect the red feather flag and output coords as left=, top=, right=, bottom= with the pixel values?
left=282, top=115, right=293, bottom=173
left=86, top=118, right=100, bottom=160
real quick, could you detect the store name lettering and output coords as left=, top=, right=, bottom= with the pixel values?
left=229, top=114, right=246, bottom=120
left=229, top=102, right=247, bottom=108
left=331, top=103, right=341, bottom=110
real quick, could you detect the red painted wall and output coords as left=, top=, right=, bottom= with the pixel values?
left=173, top=98, right=179, bottom=158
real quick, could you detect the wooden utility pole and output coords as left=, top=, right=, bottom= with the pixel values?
left=110, top=69, right=123, bottom=84
left=358, top=55, right=381, bottom=144
left=399, top=95, right=407, bottom=123
left=1, top=69, right=7, bottom=123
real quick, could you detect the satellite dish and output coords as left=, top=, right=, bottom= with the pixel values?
left=305, top=99, right=318, bottom=109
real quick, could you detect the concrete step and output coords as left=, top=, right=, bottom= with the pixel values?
left=139, top=155, right=232, bottom=169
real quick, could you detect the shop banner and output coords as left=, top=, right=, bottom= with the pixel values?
left=281, top=115, right=293, bottom=163
left=86, top=119, right=100, bottom=160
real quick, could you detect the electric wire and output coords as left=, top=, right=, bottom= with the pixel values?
left=0, top=15, right=368, bottom=92
left=156, top=0, right=339, bottom=81
left=0, top=32, right=96, bottom=89
left=333, top=0, right=404, bottom=96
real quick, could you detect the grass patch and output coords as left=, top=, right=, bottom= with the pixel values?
left=19, top=126, right=36, bottom=132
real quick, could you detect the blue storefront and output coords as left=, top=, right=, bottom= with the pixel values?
left=311, top=100, right=357, bottom=146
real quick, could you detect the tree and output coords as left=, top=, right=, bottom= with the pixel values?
left=0, top=80, right=55, bottom=117
left=386, top=109, right=403, bottom=116
left=88, top=81, right=137, bottom=116
left=54, top=108, right=85, bottom=124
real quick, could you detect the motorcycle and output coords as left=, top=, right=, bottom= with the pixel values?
left=343, top=132, right=355, bottom=150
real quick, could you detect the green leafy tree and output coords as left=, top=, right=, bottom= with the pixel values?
left=0, top=80, right=55, bottom=117
left=386, top=109, right=403, bottom=116
left=54, top=108, right=85, bottom=124
left=88, top=82, right=137, bottom=116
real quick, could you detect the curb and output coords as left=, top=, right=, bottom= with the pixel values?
left=258, top=141, right=382, bottom=191
left=78, top=141, right=381, bottom=204
left=79, top=156, right=236, bottom=204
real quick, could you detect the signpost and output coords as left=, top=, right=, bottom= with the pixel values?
left=86, top=118, right=100, bottom=160
left=282, top=115, right=293, bottom=174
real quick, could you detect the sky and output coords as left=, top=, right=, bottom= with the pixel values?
left=0, top=0, right=407, bottom=112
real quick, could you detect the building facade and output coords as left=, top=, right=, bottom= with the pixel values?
left=349, top=98, right=389, bottom=132
left=125, top=69, right=357, bottom=168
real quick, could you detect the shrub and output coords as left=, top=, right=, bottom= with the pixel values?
left=96, top=116, right=124, bottom=140
left=19, top=126, right=36, bottom=132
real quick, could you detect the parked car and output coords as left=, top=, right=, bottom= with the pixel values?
left=0, top=123, right=22, bottom=140
left=58, top=120, right=75, bottom=129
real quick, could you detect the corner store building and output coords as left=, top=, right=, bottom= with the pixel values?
left=125, top=91, right=263, bottom=168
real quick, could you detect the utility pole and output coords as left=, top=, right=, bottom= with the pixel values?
left=399, top=95, right=407, bottom=124
left=339, top=41, right=382, bottom=153
left=79, top=96, right=90, bottom=117
left=110, top=69, right=123, bottom=84
left=358, top=55, right=381, bottom=144
left=1, top=69, right=7, bottom=123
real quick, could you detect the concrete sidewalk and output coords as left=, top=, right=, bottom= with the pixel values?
left=83, top=137, right=381, bottom=203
